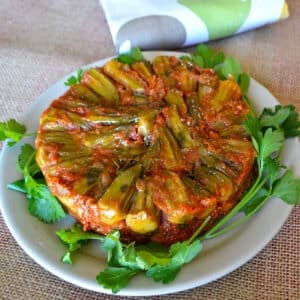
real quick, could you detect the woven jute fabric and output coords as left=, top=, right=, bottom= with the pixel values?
left=0, top=1, right=299, bottom=299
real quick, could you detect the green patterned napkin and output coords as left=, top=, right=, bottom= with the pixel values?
left=100, top=0, right=289, bottom=50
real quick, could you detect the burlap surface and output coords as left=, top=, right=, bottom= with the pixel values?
left=0, top=1, right=299, bottom=299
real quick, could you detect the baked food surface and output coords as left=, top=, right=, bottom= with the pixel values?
left=35, top=56, right=256, bottom=245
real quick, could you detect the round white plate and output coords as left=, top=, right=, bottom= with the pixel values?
left=0, top=52, right=299, bottom=296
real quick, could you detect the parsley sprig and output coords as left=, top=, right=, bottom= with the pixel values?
left=117, top=47, right=144, bottom=65
left=181, top=44, right=250, bottom=97
left=57, top=217, right=210, bottom=293
left=8, top=144, right=66, bottom=223
left=0, top=119, right=36, bottom=146
left=64, top=69, right=84, bottom=86
left=181, top=44, right=225, bottom=69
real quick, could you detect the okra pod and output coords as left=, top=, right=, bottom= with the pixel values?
left=152, top=56, right=171, bottom=76
left=73, top=177, right=97, bottom=195
left=126, top=186, right=160, bottom=234
left=83, top=132, right=117, bottom=148
left=140, top=142, right=159, bottom=171
left=86, top=114, right=139, bottom=126
left=103, top=59, right=144, bottom=93
left=165, top=105, right=194, bottom=148
left=181, top=175, right=210, bottom=197
left=41, top=107, right=91, bottom=131
left=185, top=92, right=202, bottom=125
left=193, top=165, right=234, bottom=202
left=164, top=89, right=187, bottom=116
left=219, top=125, right=250, bottom=138
left=48, top=156, right=92, bottom=175
left=220, top=139, right=255, bottom=155
left=175, top=70, right=197, bottom=93
left=210, top=80, right=241, bottom=112
left=70, top=84, right=101, bottom=103
left=42, top=130, right=74, bottom=143
left=81, top=70, right=119, bottom=104
left=131, top=61, right=153, bottom=80
left=158, top=127, right=181, bottom=170
left=162, top=171, right=193, bottom=224
left=58, top=149, right=92, bottom=161
left=98, top=164, right=143, bottom=225
left=197, top=144, right=239, bottom=179
left=137, top=110, right=157, bottom=137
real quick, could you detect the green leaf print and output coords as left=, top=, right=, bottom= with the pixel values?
left=179, top=0, right=251, bottom=40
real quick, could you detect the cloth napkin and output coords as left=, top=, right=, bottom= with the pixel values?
left=100, top=0, right=289, bottom=51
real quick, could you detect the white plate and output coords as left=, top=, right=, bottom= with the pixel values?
left=0, top=52, right=299, bottom=296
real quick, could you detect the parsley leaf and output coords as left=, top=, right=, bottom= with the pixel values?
left=146, top=239, right=202, bottom=284
left=56, top=224, right=102, bottom=264
left=243, top=114, right=262, bottom=153
left=263, top=157, right=286, bottom=188
left=26, top=182, right=65, bottom=223
left=281, top=106, right=300, bottom=137
left=101, top=231, right=139, bottom=269
left=260, top=106, right=291, bottom=129
left=240, top=187, right=269, bottom=215
left=170, top=240, right=202, bottom=265
left=117, top=47, right=144, bottom=65
left=183, top=44, right=250, bottom=100
left=7, top=177, right=46, bottom=193
left=56, top=223, right=103, bottom=244
left=220, top=56, right=241, bottom=82
left=64, top=69, right=83, bottom=86
left=10, top=143, right=66, bottom=223
left=272, top=170, right=300, bottom=205
left=146, top=264, right=181, bottom=284
left=97, top=267, right=139, bottom=293
left=16, top=143, right=40, bottom=176
left=238, top=72, right=250, bottom=96
left=135, top=249, right=170, bottom=269
left=260, top=105, right=300, bottom=138
left=259, top=128, right=284, bottom=166
left=0, top=119, right=26, bottom=146
left=183, top=44, right=225, bottom=68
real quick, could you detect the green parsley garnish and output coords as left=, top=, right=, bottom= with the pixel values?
left=117, top=47, right=144, bottom=65
left=0, top=119, right=35, bottom=147
left=64, top=69, right=84, bottom=86
left=181, top=44, right=250, bottom=96
left=7, top=144, right=66, bottom=223
left=56, top=224, right=102, bottom=264
left=57, top=217, right=209, bottom=293
left=181, top=44, right=225, bottom=68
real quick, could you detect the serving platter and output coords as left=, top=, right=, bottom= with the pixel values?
left=0, top=52, right=298, bottom=296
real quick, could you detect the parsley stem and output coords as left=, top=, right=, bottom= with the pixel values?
left=24, top=132, right=37, bottom=137
left=209, top=196, right=271, bottom=238
left=242, top=95, right=256, bottom=117
left=203, top=174, right=269, bottom=239
left=205, top=195, right=271, bottom=239
left=188, top=215, right=211, bottom=244
left=24, top=150, right=36, bottom=175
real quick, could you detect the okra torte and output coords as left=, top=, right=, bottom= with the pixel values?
left=35, top=55, right=256, bottom=245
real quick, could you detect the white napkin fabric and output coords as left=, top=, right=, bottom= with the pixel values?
left=100, top=0, right=289, bottom=51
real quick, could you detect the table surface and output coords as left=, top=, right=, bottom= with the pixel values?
left=0, top=1, right=299, bottom=299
